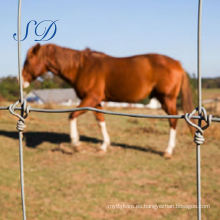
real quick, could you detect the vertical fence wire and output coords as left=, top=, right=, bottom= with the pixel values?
left=197, top=0, right=203, bottom=112
left=197, top=0, right=202, bottom=220
left=17, top=0, right=26, bottom=219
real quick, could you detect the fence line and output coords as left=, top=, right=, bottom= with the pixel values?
left=0, top=0, right=218, bottom=219
left=1, top=105, right=220, bottom=122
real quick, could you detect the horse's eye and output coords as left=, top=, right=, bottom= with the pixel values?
left=24, top=59, right=29, bottom=66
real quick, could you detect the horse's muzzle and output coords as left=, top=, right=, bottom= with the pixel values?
left=23, top=81, right=30, bottom=88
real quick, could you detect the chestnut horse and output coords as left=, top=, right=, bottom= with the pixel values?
left=22, top=43, right=194, bottom=158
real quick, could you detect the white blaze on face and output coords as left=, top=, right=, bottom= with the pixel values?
left=23, top=81, right=30, bottom=88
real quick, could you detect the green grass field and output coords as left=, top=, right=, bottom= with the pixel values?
left=0, top=104, right=219, bottom=220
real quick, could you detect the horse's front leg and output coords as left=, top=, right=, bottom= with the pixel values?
left=69, top=116, right=80, bottom=147
left=93, top=104, right=110, bottom=152
left=69, top=95, right=102, bottom=151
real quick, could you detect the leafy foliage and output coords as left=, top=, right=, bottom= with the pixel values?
left=24, top=73, right=71, bottom=93
left=0, top=73, right=71, bottom=101
left=0, top=73, right=219, bottom=102
left=0, top=76, right=20, bottom=101
left=202, top=77, right=220, bottom=88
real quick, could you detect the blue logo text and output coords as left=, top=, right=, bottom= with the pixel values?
left=13, top=20, right=58, bottom=41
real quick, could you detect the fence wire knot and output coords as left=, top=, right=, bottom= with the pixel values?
left=9, top=100, right=30, bottom=132
left=185, top=107, right=212, bottom=145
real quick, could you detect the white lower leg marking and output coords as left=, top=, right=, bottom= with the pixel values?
left=165, top=128, right=176, bottom=155
left=99, top=121, right=110, bottom=151
left=70, top=118, right=80, bottom=146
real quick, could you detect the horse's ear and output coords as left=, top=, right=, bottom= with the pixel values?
left=31, top=43, right=41, bottom=55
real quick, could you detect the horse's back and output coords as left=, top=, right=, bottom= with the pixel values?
left=103, top=54, right=184, bottom=102
left=146, top=54, right=184, bottom=98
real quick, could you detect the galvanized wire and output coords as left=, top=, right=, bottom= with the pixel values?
left=17, top=0, right=26, bottom=219
left=1, top=104, right=220, bottom=121
left=196, top=1, right=203, bottom=219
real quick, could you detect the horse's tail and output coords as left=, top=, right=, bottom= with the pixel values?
left=181, top=71, right=195, bottom=134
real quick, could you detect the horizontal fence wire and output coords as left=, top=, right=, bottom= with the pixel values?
left=0, top=105, right=220, bottom=121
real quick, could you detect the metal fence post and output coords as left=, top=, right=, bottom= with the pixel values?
left=197, top=0, right=202, bottom=219
left=17, top=0, right=26, bottom=219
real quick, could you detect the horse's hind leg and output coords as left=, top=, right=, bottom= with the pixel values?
left=159, top=96, right=178, bottom=159
left=93, top=104, right=110, bottom=152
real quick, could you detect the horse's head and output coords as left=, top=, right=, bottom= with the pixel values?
left=22, top=43, right=47, bottom=88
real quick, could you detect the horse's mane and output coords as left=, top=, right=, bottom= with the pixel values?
left=82, top=47, right=107, bottom=58
left=35, top=44, right=108, bottom=70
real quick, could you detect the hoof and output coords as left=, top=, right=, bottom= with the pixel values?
left=163, top=152, right=172, bottom=159
left=97, top=148, right=106, bottom=155
left=72, top=146, right=82, bottom=153
left=59, top=144, right=73, bottom=155
left=71, top=140, right=81, bottom=147
left=100, top=143, right=109, bottom=152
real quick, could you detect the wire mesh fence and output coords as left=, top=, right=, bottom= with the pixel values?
left=0, top=0, right=219, bottom=219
